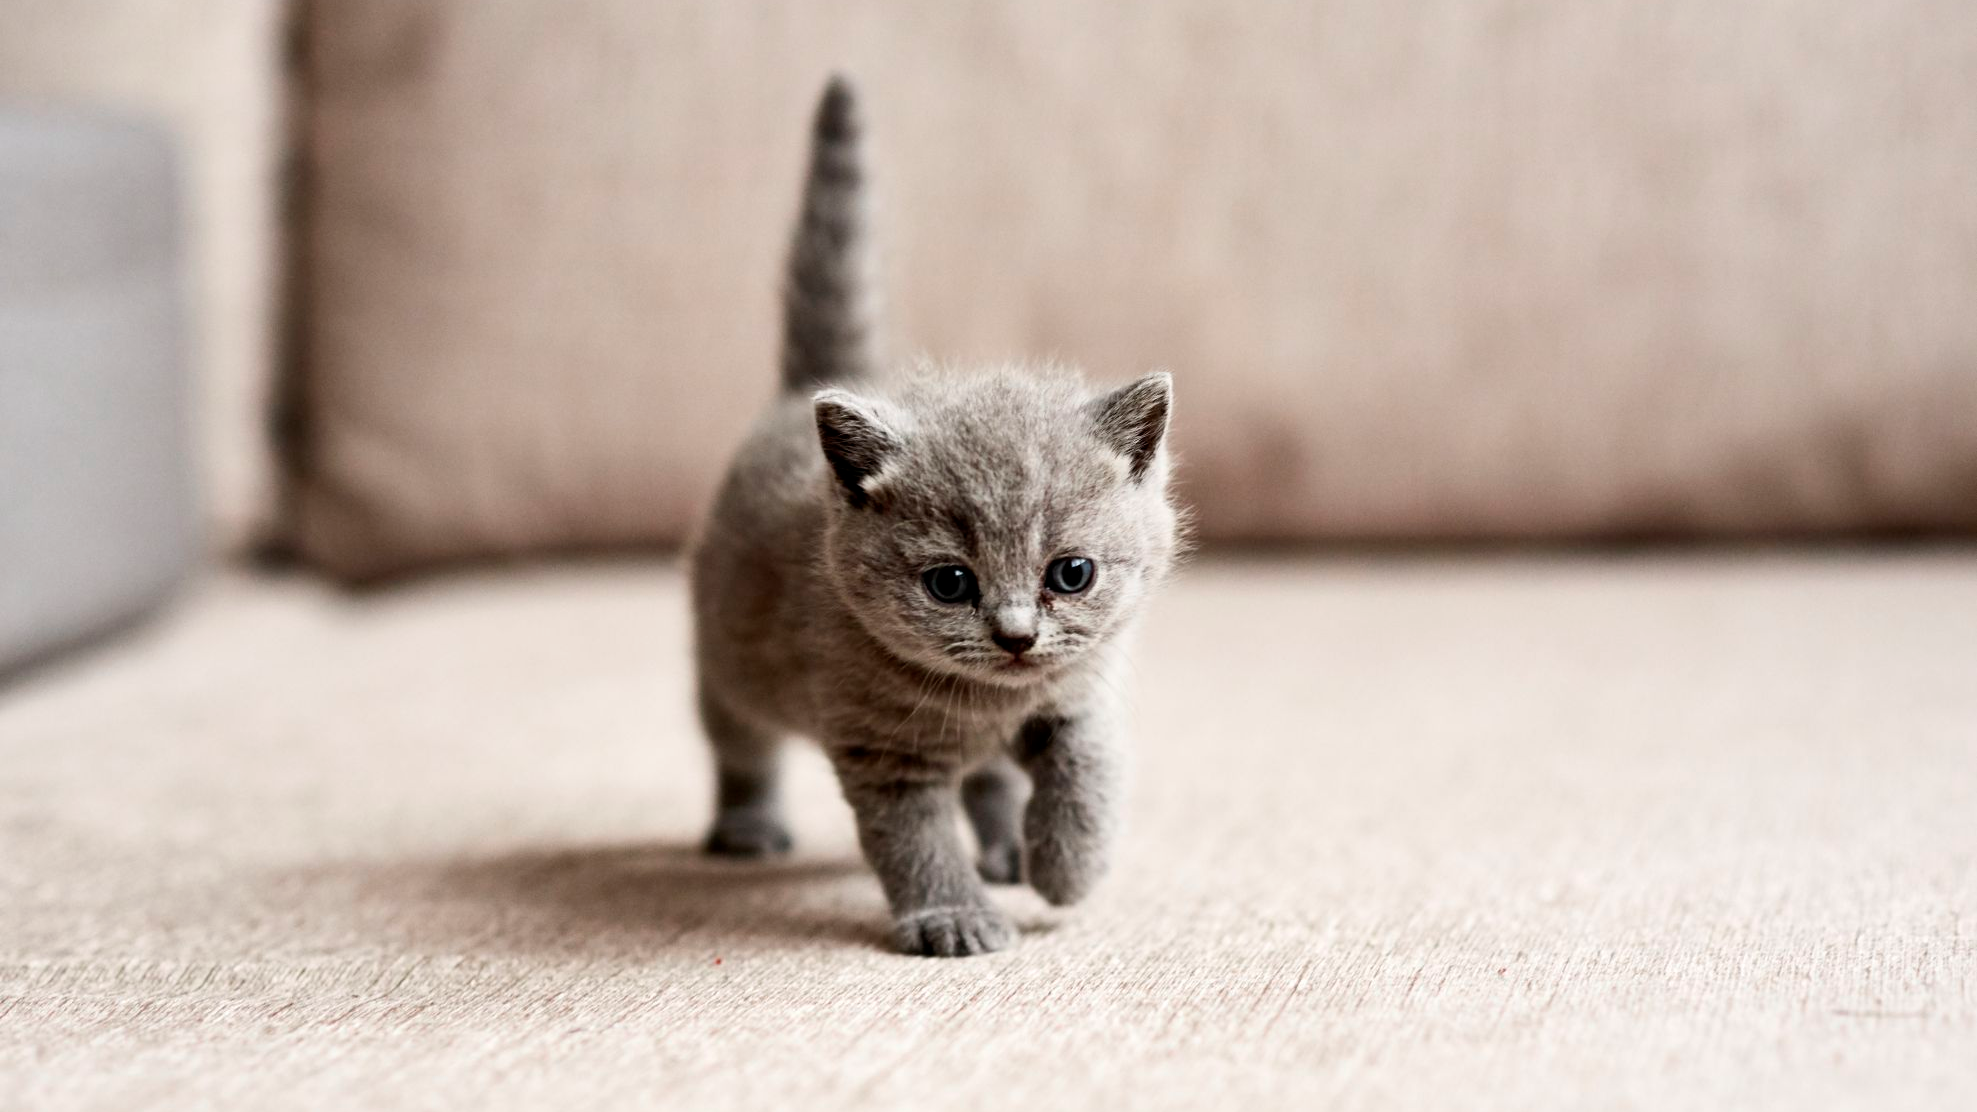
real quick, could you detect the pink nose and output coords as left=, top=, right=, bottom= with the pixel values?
left=991, top=630, right=1036, bottom=657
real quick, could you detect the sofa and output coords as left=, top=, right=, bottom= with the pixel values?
left=3, top=4, right=1973, bottom=1109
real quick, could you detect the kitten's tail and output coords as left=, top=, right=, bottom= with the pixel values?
left=780, top=75, right=879, bottom=393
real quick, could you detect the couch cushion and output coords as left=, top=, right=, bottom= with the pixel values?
left=1, top=555, right=1973, bottom=1107
left=0, top=0, right=288, bottom=551
left=293, top=1, right=1977, bottom=579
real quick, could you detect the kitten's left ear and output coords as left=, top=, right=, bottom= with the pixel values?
left=1087, top=371, right=1172, bottom=482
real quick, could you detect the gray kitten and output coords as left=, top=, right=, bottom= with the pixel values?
left=690, top=77, right=1179, bottom=957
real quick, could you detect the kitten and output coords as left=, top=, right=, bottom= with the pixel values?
left=690, top=76, right=1180, bottom=957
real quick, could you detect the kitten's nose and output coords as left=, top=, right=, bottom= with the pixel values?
left=990, top=630, right=1037, bottom=657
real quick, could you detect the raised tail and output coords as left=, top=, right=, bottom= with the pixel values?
left=780, top=75, right=880, bottom=393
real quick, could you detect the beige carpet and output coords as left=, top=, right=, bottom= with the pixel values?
left=2, top=554, right=1974, bottom=1109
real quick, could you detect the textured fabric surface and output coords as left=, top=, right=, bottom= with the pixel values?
left=3, top=555, right=1974, bottom=1109
left=0, top=0, right=288, bottom=550
left=294, top=1, right=1977, bottom=578
left=0, top=116, right=196, bottom=674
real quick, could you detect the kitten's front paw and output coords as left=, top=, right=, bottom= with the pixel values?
left=702, top=812, right=794, bottom=858
left=892, top=905, right=1016, bottom=957
left=1026, top=839, right=1104, bottom=906
left=976, top=841, right=1024, bottom=885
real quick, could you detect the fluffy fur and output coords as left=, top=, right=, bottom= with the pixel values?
left=690, top=76, right=1180, bottom=957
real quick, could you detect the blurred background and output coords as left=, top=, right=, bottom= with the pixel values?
left=6, top=1, right=1976, bottom=631
left=2, top=4, right=1975, bottom=1108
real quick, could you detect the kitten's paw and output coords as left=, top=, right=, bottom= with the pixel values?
left=702, top=813, right=794, bottom=858
left=976, top=841, right=1024, bottom=885
left=892, top=905, right=1016, bottom=957
left=1026, top=840, right=1103, bottom=906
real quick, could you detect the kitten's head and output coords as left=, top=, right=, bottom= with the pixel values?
left=814, top=366, right=1178, bottom=688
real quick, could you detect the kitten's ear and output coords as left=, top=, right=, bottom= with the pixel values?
left=814, top=389, right=901, bottom=507
left=1087, top=371, right=1172, bottom=482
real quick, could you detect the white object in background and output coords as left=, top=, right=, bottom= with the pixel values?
left=0, top=111, right=194, bottom=676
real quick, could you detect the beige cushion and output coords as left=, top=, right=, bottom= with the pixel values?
left=3, top=556, right=1974, bottom=1106
left=296, top=2, right=1977, bottom=579
left=0, top=1, right=288, bottom=552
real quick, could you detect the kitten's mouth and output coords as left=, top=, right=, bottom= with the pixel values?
left=934, top=646, right=1065, bottom=686
left=983, top=653, right=1062, bottom=684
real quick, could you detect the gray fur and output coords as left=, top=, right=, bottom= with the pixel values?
left=690, top=77, right=1180, bottom=957
left=780, top=75, right=879, bottom=392
left=961, top=756, right=1028, bottom=885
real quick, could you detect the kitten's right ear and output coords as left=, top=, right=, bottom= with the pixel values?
left=814, top=389, right=900, bottom=507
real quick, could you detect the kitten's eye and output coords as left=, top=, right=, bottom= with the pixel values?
left=922, top=565, right=977, bottom=604
left=1045, top=556, right=1095, bottom=595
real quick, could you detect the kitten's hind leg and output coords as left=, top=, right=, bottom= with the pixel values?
left=962, top=756, right=1029, bottom=884
left=699, top=687, right=792, bottom=858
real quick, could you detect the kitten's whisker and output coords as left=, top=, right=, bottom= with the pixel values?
left=893, top=667, right=944, bottom=738
left=937, top=669, right=963, bottom=743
